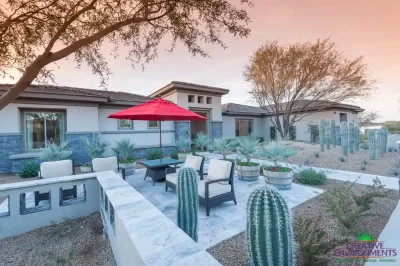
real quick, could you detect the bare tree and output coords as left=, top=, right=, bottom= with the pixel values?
left=358, top=111, right=380, bottom=127
left=244, top=39, right=375, bottom=139
left=0, top=0, right=253, bottom=110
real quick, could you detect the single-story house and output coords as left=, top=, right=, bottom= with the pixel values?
left=0, top=82, right=363, bottom=173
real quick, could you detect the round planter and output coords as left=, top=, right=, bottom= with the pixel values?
left=119, top=162, right=136, bottom=175
left=80, top=166, right=92, bottom=173
left=196, top=151, right=209, bottom=156
left=263, top=169, right=293, bottom=190
left=236, top=164, right=260, bottom=182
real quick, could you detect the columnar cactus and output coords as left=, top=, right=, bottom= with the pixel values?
left=325, top=120, right=331, bottom=149
left=354, top=125, right=360, bottom=152
left=382, top=126, right=389, bottom=153
left=377, top=129, right=385, bottom=157
left=340, top=122, right=349, bottom=156
left=177, top=167, right=199, bottom=241
left=246, top=186, right=295, bottom=266
left=349, top=123, right=355, bottom=154
left=331, top=120, right=336, bottom=148
left=319, top=119, right=325, bottom=152
left=368, top=130, right=376, bottom=160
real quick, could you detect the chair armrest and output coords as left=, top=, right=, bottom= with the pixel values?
left=120, top=168, right=126, bottom=180
left=205, top=178, right=231, bottom=186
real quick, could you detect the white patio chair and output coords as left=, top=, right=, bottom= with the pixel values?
left=92, top=156, right=126, bottom=180
left=165, top=155, right=205, bottom=191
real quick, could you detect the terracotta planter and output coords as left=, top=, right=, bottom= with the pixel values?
left=80, top=165, right=92, bottom=173
left=263, top=169, right=293, bottom=190
left=236, top=164, right=260, bottom=182
left=119, top=162, right=136, bottom=175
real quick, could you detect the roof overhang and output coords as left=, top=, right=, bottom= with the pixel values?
left=149, top=81, right=229, bottom=98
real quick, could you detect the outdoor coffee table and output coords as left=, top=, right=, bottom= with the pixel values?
left=139, top=158, right=184, bottom=186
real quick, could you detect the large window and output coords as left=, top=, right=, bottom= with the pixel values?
left=118, top=119, right=133, bottom=130
left=25, top=111, right=65, bottom=150
left=235, top=119, right=253, bottom=137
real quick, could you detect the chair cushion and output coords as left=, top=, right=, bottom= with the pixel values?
left=40, top=160, right=73, bottom=179
left=207, top=159, right=232, bottom=184
left=92, top=157, right=118, bottom=172
left=198, top=180, right=232, bottom=198
left=184, top=155, right=203, bottom=171
left=166, top=172, right=178, bottom=185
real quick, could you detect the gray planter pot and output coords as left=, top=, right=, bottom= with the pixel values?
left=236, top=164, right=260, bottom=182
left=119, top=162, right=136, bottom=175
left=263, top=169, right=293, bottom=190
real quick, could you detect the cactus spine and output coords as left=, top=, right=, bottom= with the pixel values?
left=354, top=125, right=360, bottom=152
left=177, top=167, right=199, bottom=241
left=340, top=122, right=349, bottom=156
left=377, top=129, right=385, bottom=157
left=331, top=120, right=336, bottom=148
left=325, top=120, right=331, bottom=149
left=349, top=123, right=355, bottom=154
left=319, top=119, right=325, bottom=152
left=246, top=186, right=295, bottom=266
left=368, top=130, right=376, bottom=160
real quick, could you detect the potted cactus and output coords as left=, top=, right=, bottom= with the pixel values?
left=236, top=135, right=260, bottom=181
left=213, top=137, right=237, bottom=160
left=259, top=141, right=297, bottom=190
left=193, top=132, right=209, bottom=156
left=175, top=138, right=192, bottom=160
left=113, top=138, right=136, bottom=175
left=81, top=133, right=109, bottom=173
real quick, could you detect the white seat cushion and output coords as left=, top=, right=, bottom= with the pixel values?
left=184, top=155, right=203, bottom=171
left=166, top=172, right=178, bottom=185
left=207, top=159, right=232, bottom=184
left=198, top=179, right=232, bottom=198
left=40, top=160, right=73, bottom=179
left=92, top=157, right=118, bottom=172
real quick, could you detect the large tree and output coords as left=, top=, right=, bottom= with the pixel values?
left=0, top=0, right=252, bottom=110
left=358, top=111, right=380, bottom=127
left=244, top=39, right=375, bottom=139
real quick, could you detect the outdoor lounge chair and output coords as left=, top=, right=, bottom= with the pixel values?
left=92, top=156, right=126, bottom=180
left=165, top=155, right=205, bottom=191
left=198, top=159, right=236, bottom=216
left=35, top=159, right=77, bottom=206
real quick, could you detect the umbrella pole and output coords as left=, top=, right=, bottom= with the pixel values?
left=159, top=119, right=162, bottom=161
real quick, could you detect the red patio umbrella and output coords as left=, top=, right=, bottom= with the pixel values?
left=108, top=98, right=206, bottom=159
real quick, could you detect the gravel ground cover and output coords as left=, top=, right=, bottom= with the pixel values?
left=0, top=212, right=116, bottom=266
left=281, top=141, right=398, bottom=177
left=208, top=179, right=400, bottom=266
left=0, top=173, right=36, bottom=185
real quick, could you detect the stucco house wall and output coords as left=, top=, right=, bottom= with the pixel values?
left=222, top=116, right=268, bottom=140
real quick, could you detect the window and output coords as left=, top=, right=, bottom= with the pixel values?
left=235, top=119, right=253, bottom=136
left=188, top=95, right=195, bottom=103
left=148, top=121, right=159, bottom=129
left=197, top=96, right=204, bottom=104
left=118, top=119, right=133, bottom=130
left=340, top=113, right=347, bottom=122
left=25, top=111, right=65, bottom=150
left=270, top=127, right=276, bottom=140
left=206, top=97, right=212, bottom=104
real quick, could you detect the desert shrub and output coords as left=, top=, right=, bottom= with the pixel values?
left=352, top=177, right=389, bottom=210
left=314, top=152, right=319, bottom=158
left=294, top=215, right=345, bottom=266
left=40, top=141, right=70, bottom=162
left=339, top=156, right=346, bottom=162
left=390, top=161, right=400, bottom=176
left=360, top=142, right=369, bottom=149
left=303, top=159, right=312, bottom=166
left=362, top=159, right=369, bottom=165
left=170, top=150, right=179, bottom=160
left=18, top=160, right=40, bottom=178
left=297, top=169, right=327, bottom=185
left=147, top=148, right=162, bottom=160
left=361, top=164, right=366, bottom=171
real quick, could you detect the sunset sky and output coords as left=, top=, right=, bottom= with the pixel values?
left=3, top=0, right=399, bottom=120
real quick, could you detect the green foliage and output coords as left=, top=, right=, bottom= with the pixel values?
left=246, top=186, right=295, bottom=266
left=340, top=122, right=348, bottom=156
left=361, top=164, right=366, bottom=171
left=339, top=156, right=346, bottom=162
left=319, top=119, right=325, bottom=152
left=383, top=121, right=400, bottom=134
left=368, top=130, right=376, bottom=160
left=175, top=138, right=191, bottom=153
left=82, top=133, right=109, bottom=160
left=294, top=215, right=344, bottom=266
left=331, top=120, right=336, bottom=148
left=147, top=148, right=162, bottom=160
left=193, top=132, right=209, bottom=151
left=112, top=138, right=135, bottom=163
left=237, top=134, right=260, bottom=163
left=263, top=165, right=292, bottom=172
left=170, top=150, right=179, bottom=160
left=177, top=167, right=199, bottom=241
left=213, top=137, right=237, bottom=159
left=259, top=141, right=297, bottom=166
left=352, top=177, right=388, bottom=211
left=360, top=133, right=367, bottom=142
left=235, top=158, right=259, bottom=167
left=40, top=141, right=70, bottom=162
left=314, top=152, right=319, bottom=158
left=361, top=142, right=369, bottom=150
left=18, top=160, right=40, bottom=178
left=297, top=169, right=327, bottom=185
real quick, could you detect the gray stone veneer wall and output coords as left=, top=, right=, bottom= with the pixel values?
left=175, top=122, right=190, bottom=141
left=132, top=146, right=177, bottom=159
left=66, top=132, right=95, bottom=166
left=0, top=134, right=21, bottom=173
left=211, top=122, right=223, bottom=141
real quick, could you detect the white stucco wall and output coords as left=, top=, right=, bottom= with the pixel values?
left=222, top=116, right=268, bottom=140
left=175, top=92, right=222, bottom=121
left=0, top=103, right=99, bottom=134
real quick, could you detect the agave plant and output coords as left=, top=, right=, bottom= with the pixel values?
left=193, top=132, right=209, bottom=151
left=259, top=141, right=297, bottom=166
left=175, top=138, right=191, bottom=153
left=237, top=135, right=260, bottom=163
left=82, top=133, right=110, bottom=160
left=112, top=138, right=135, bottom=163
left=213, top=137, right=237, bottom=159
left=40, top=141, right=70, bottom=162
